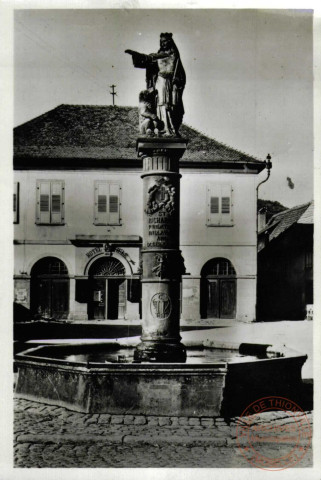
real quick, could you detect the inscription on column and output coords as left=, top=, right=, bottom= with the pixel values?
left=145, top=177, right=175, bottom=248
left=147, top=214, right=172, bottom=247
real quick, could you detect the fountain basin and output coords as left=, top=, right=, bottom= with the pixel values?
left=15, top=342, right=307, bottom=417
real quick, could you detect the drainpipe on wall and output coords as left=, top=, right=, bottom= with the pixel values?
left=255, top=154, right=272, bottom=322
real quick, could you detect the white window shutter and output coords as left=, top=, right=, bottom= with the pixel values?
left=51, top=181, right=64, bottom=224
left=208, top=185, right=220, bottom=225
left=207, top=184, right=233, bottom=226
left=14, top=182, right=19, bottom=223
left=95, top=182, right=109, bottom=224
left=37, top=181, right=50, bottom=224
left=108, top=183, right=120, bottom=225
left=221, top=184, right=233, bottom=225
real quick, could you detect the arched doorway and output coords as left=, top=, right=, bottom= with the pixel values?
left=200, top=258, right=236, bottom=319
left=88, top=257, right=126, bottom=320
left=30, top=257, right=69, bottom=319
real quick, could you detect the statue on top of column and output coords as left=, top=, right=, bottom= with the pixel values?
left=125, top=32, right=186, bottom=137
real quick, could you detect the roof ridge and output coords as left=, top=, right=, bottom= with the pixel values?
left=15, top=104, right=138, bottom=128
left=14, top=104, right=266, bottom=167
left=264, top=201, right=312, bottom=234
left=283, top=201, right=311, bottom=212
left=55, top=105, right=263, bottom=162
left=15, top=105, right=63, bottom=129
left=56, top=103, right=136, bottom=109
left=270, top=201, right=311, bottom=219
left=181, top=122, right=262, bottom=162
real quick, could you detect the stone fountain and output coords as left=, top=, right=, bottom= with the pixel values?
left=15, top=33, right=309, bottom=418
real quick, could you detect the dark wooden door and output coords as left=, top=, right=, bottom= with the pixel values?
left=91, top=278, right=126, bottom=320
left=220, top=279, right=236, bottom=318
left=92, top=279, right=106, bottom=319
left=51, top=279, right=69, bottom=319
left=117, top=280, right=126, bottom=319
left=34, top=278, right=69, bottom=319
left=207, top=279, right=219, bottom=318
left=107, top=280, right=119, bottom=320
left=36, top=278, right=52, bottom=319
left=206, top=278, right=236, bottom=319
left=107, top=279, right=126, bottom=319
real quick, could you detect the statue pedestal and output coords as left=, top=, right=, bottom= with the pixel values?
left=134, top=137, right=187, bottom=363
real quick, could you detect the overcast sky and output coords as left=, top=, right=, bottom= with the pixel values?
left=14, top=9, right=313, bottom=208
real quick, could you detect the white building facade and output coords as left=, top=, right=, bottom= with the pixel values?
left=14, top=105, right=266, bottom=324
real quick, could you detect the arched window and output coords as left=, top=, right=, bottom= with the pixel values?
left=88, top=257, right=126, bottom=277
left=31, top=257, right=68, bottom=276
left=201, top=258, right=236, bottom=277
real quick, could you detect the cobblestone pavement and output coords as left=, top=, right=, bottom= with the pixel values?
left=14, top=398, right=313, bottom=468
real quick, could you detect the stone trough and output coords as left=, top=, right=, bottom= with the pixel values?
left=15, top=341, right=308, bottom=417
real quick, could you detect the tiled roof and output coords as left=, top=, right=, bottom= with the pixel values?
left=260, top=201, right=313, bottom=243
left=298, top=200, right=314, bottom=224
left=14, top=104, right=265, bottom=166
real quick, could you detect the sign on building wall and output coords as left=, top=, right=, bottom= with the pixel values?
left=86, top=245, right=135, bottom=265
left=15, top=288, right=28, bottom=304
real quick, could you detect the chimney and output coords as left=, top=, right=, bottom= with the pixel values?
left=258, top=207, right=267, bottom=231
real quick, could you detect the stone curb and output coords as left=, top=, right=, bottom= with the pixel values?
left=16, top=434, right=124, bottom=444
left=16, top=433, right=227, bottom=447
left=122, top=435, right=227, bottom=446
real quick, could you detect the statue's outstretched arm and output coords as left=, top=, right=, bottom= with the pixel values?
left=125, top=49, right=139, bottom=56
left=125, top=50, right=169, bottom=60
left=125, top=49, right=152, bottom=68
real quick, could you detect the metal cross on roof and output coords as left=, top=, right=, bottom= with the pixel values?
left=109, top=84, right=117, bottom=106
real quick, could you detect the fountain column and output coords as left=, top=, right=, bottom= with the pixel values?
left=134, top=137, right=187, bottom=363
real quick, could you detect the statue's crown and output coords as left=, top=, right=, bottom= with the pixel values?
left=160, top=32, right=173, bottom=38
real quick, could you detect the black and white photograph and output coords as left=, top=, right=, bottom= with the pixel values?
left=1, top=3, right=319, bottom=477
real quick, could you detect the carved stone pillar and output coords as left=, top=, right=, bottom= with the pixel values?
left=134, top=138, right=187, bottom=363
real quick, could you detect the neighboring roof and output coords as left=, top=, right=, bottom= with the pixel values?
left=259, top=201, right=313, bottom=248
left=298, top=200, right=314, bottom=224
left=14, top=104, right=265, bottom=168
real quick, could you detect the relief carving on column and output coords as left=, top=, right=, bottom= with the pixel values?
left=152, top=253, right=168, bottom=278
left=150, top=292, right=172, bottom=319
left=152, top=252, right=186, bottom=279
left=145, top=177, right=175, bottom=216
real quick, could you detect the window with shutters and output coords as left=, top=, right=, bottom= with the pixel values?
left=207, top=184, right=233, bottom=226
left=36, top=180, right=65, bottom=225
left=14, top=182, right=19, bottom=224
left=94, top=181, right=121, bottom=225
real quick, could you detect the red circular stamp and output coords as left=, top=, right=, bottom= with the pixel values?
left=236, top=396, right=312, bottom=470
